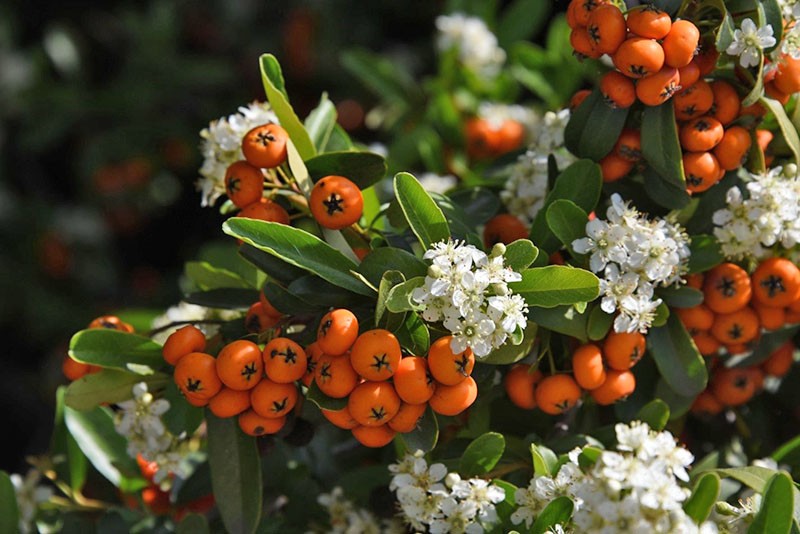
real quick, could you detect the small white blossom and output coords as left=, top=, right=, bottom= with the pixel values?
left=726, top=18, right=776, bottom=68
left=781, top=25, right=800, bottom=58
left=316, top=487, right=403, bottom=533
left=780, top=0, right=800, bottom=21
left=436, top=13, right=506, bottom=77
left=11, top=469, right=52, bottom=534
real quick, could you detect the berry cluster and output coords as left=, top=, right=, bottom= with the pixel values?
left=62, top=315, right=134, bottom=381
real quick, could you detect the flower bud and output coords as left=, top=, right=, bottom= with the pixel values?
left=491, top=242, right=507, bottom=258
left=492, top=282, right=509, bottom=296
left=428, top=265, right=443, bottom=278
left=784, top=163, right=798, bottom=177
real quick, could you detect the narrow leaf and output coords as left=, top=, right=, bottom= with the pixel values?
left=393, top=172, right=450, bottom=249
left=683, top=473, right=720, bottom=524
left=749, top=472, right=794, bottom=534
left=647, top=314, right=708, bottom=397
left=0, top=471, right=19, bottom=534
left=259, top=54, right=315, bottom=159
left=69, top=329, right=163, bottom=373
left=460, top=432, right=506, bottom=477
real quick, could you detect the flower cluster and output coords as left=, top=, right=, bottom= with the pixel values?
left=573, top=194, right=691, bottom=334
left=114, top=382, right=189, bottom=488
left=11, top=468, right=53, bottom=534
left=712, top=166, right=800, bottom=262
left=780, top=0, right=800, bottom=21
left=435, top=13, right=506, bottom=77
left=726, top=18, right=776, bottom=69
left=501, top=109, right=575, bottom=224
left=514, top=421, right=716, bottom=533
left=411, top=240, right=528, bottom=357
left=389, top=450, right=505, bottom=533
left=316, top=487, right=404, bottom=534
left=197, top=101, right=278, bottom=207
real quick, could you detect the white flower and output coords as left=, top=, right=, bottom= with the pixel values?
left=780, top=0, right=800, bottom=21
left=317, top=486, right=392, bottom=534
left=726, top=18, right=776, bottom=68
left=418, top=172, right=458, bottom=194
left=11, top=469, right=52, bottom=534
left=781, top=25, right=800, bottom=58
left=436, top=13, right=506, bottom=77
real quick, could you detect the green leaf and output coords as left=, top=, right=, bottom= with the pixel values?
left=207, top=412, right=263, bottom=534
left=393, top=172, right=450, bottom=249
left=324, top=123, right=354, bottom=152
left=655, top=378, right=695, bottom=419
left=395, top=313, right=431, bottom=355
left=498, top=0, right=550, bottom=46
left=773, top=434, right=800, bottom=464
left=64, top=405, right=142, bottom=492
left=587, top=305, right=614, bottom=341
left=531, top=496, right=574, bottom=534
left=688, top=235, right=724, bottom=273
left=762, top=96, right=800, bottom=165
left=761, top=0, right=784, bottom=53
left=162, top=381, right=204, bottom=436
left=357, top=247, right=428, bottom=287
left=684, top=473, right=720, bottom=524
left=448, top=187, right=501, bottom=226
left=305, top=151, right=387, bottom=190
left=749, top=472, right=794, bottom=534
left=376, top=270, right=405, bottom=326
left=238, top=244, right=305, bottom=285
left=546, top=199, right=588, bottom=255
left=304, top=94, right=337, bottom=153
left=288, top=275, right=371, bottom=308
left=460, top=432, right=506, bottom=477
left=0, top=471, right=19, bottom=534
left=177, top=513, right=210, bottom=534
left=657, top=286, right=704, bottom=308
left=385, top=277, right=426, bottom=314
left=564, top=88, right=629, bottom=161
left=262, top=281, right=322, bottom=315
left=65, top=370, right=168, bottom=411
left=185, top=261, right=250, bottom=291
left=184, top=288, right=260, bottom=310
left=51, top=387, right=87, bottom=492
left=481, top=322, right=538, bottom=364
left=306, top=381, right=349, bottom=411
left=222, top=218, right=372, bottom=296
left=398, top=407, right=439, bottom=453
left=578, top=446, right=603, bottom=469
left=259, top=54, right=315, bottom=160
left=504, top=239, right=540, bottom=272
left=510, top=266, right=600, bottom=308
left=529, top=305, right=589, bottom=342
left=340, top=49, right=417, bottom=102
left=635, top=399, right=670, bottom=431
left=715, top=466, right=777, bottom=492
left=647, top=313, right=708, bottom=397
left=641, top=103, right=689, bottom=209
left=69, top=329, right=163, bottom=373
left=531, top=443, right=559, bottom=477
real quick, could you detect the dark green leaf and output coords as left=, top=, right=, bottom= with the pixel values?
left=288, top=275, right=370, bottom=308
left=393, top=172, right=450, bottom=249
left=657, top=286, right=704, bottom=308
left=395, top=313, right=430, bottom=355
left=207, top=412, right=263, bottom=534
left=647, top=314, right=708, bottom=397
left=578, top=446, right=603, bottom=469
left=730, top=326, right=799, bottom=368
left=654, top=378, right=695, bottom=419
left=688, top=235, right=724, bottom=273
left=481, top=322, right=538, bottom=364
left=376, top=271, right=406, bottom=329
left=177, top=513, right=210, bottom=534
left=564, top=89, right=629, bottom=161
left=504, top=239, right=540, bottom=271
left=684, top=473, right=720, bottom=524
left=324, top=124, right=354, bottom=152
left=641, top=102, right=689, bottom=209
left=531, top=443, right=558, bottom=477
left=460, top=432, right=506, bottom=477
left=51, top=387, right=87, bottom=492
left=714, top=466, right=776, bottom=492
left=306, top=382, right=349, bottom=411
left=340, top=49, right=417, bottom=102
left=238, top=244, right=305, bottom=285
left=510, top=266, right=600, bottom=308
left=398, top=407, right=439, bottom=453
left=447, top=187, right=501, bottom=226
left=498, top=0, right=550, bottom=46
left=635, top=399, right=670, bottom=431
left=262, top=282, right=322, bottom=315
left=305, top=151, right=387, bottom=190
left=749, top=472, right=794, bottom=534
left=69, top=329, right=163, bottom=373
left=546, top=199, right=588, bottom=255
left=385, top=277, right=426, bottom=314
left=529, top=305, right=589, bottom=342
left=587, top=305, right=614, bottom=341
left=762, top=97, right=800, bottom=165
left=162, top=381, right=204, bottom=437
left=773, top=435, right=800, bottom=464
left=65, top=370, right=168, bottom=411
left=184, top=288, right=260, bottom=310
left=357, top=247, right=427, bottom=287
left=259, top=54, right=315, bottom=159
left=0, top=471, right=19, bottom=534
left=185, top=261, right=250, bottom=291
left=222, top=219, right=372, bottom=296
left=531, top=496, right=574, bottom=534
left=304, top=94, right=337, bottom=153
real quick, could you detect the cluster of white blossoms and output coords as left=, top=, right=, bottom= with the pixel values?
left=514, top=421, right=717, bottom=533
left=411, top=240, right=528, bottom=357
left=500, top=109, right=575, bottom=224
left=114, top=382, right=189, bottom=488
left=780, top=0, right=800, bottom=21
left=11, top=468, right=53, bottom=534
left=726, top=18, right=776, bottom=69
left=389, top=451, right=506, bottom=533
left=197, top=101, right=278, bottom=207
left=712, top=166, right=800, bottom=262
left=573, top=194, right=691, bottom=334
left=435, top=13, right=506, bottom=77
left=316, top=487, right=404, bottom=534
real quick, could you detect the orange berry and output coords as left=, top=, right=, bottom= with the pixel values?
left=322, top=406, right=359, bottom=429
left=754, top=304, right=786, bottom=331
left=693, top=331, right=721, bottom=356
left=662, top=19, right=700, bottom=68
left=347, top=381, right=401, bottom=427
left=711, top=367, right=760, bottom=406
left=600, top=71, right=636, bottom=108
left=570, top=89, right=592, bottom=110
left=676, top=304, right=715, bottom=334
left=349, top=329, right=402, bottom=381
left=614, top=129, right=642, bottom=162
left=636, top=66, right=681, bottom=106
left=534, top=374, right=581, bottom=415
left=174, top=352, right=222, bottom=401
left=713, top=126, right=752, bottom=171
left=691, top=390, right=723, bottom=416
left=613, top=37, right=665, bottom=78
left=208, top=388, right=251, bottom=418
left=315, top=353, right=359, bottom=398
left=686, top=273, right=704, bottom=289
left=238, top=410, right=285, bottom=436
left=710, top=307, right=760, bottom=345
left=626, top=5, right=672, bottom=39
left=351, top=424, right=396, bottom=448
left=674, top=80, right=714, bottom=121
left=709, top=81, right=740, bottom=126
left=245, top=302, right=280, bottom=333
left=678, top=60, right=701, bottom=88
left=599, top=153, right=634, bottom=183
left=309, top=175, right=363, bottom=230
left=258, top=291, right=282, bottom=318
left=774, top=54, right=800, bottom=94
left=142, top=485, right=171, bottom=516
left=683, top=151, right=722, bottom=194
left=465, top=117, right=502, bottom=159
left=429, top=376, right=478, bottom=416
left=263, top=337, right=307, bottom=384
left=572, top=344, right=607, bottom=390
left=603, top=330, right=646, bottom=371
left=764, top=81, right=791, bottom=105
left=428, top=336, right=475, bottom=386
left=680, top=116, right=724, bottom=152
left=590, top=369, right=636, bottom=405
left=238, top=198, right=290, bottom=225
left=570, top=0, right=608, bottom=27
left=587, top=4, right=626, bottom=55
left=62, top=355, right=93, bottom=381
left=250, top=378, right=298, bottom=419
left=504, top=364, right=542, bottom=410
left=224, top=161, right=264, bottom=208
left=88, top=315, right=134, bottom=332
left=763, top=342, right=794, bottom=377
left=317, top=309, right=359, bottom=356
left=496, top=120, right=526, bottom=154
left=483, top=214, right=529, bottom=248
left=751, top=258, right=800, bottom=308
left=216, top=340, right=263, bottom=391
left=302, top=342, right=324, bottom=387
left=570, top=27, right=603, bottom=59
left=388, top=402, right=427, bottom=433
left=241, top=123, right=288, bottom=169
left=703, top=263, right=752, bottom=314
left=393, top=356, right=436, bottom=405
left=694, top=41, right=719, bottom=75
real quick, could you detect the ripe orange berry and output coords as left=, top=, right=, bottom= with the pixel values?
left=483, top=214, right=529, bottom=248
left=711, top=367, right=760, bottom=406
left=570, top=89, right=592, bottom=110
left=259, top=291, right=282, bottom=318
left=613, top=37, right=665, bottom=78
left=662, top=19, right=700, bottom=68
left=709, top=81, right=740, bottom=126
left=465, top=117, right=502, bottom=159
left=599, top=153, right=634, bottom=183
left=693, top=331, right=721, bottom=356
left=351, top=424, right=396, bottom=448
left=263, top=337, right=307, bottom=384
left=428, top=336, right=475, bottom=386
left=224, top=161, right=264, bottom=208
left=691, top=390, right=723, bottom=416
left=572, top=344, right=607, bottom=390
left=348, top=381, right=401, bottom=427
left=590, top=369, right=636, bottom=405
left=496, top=120, right=526, bottom=154
left=175, top=352, right=222, bottom=401
left=394, top=356, right=436, bottom=405
left=317, top=309, right=359, bottom=356
left=674, top=80, right=714, bottom=121
left=241, top=124, right=288, bottom=169
left=614, top=129, right=642, bottom=162
left=216, top=340, right=263, bottom=391
left=570, top=27, right=603, bottom=59
left=349, top=329, right=402, bottom=381
left=142, top=485, right=171, bottom=516
left=315, top=353, right=359, bottom=398
left=208, top=388, right=251, bottom=418
left=238, top=410, right=285, bottom=436
left=694, top=41, right=720, bottom=75
left=710, top=307, right=760, bottom=345
left=535, top=374, right=582, bottom=414
left=603, top=331, right=646, bottom=371
left=753, top=304, right=786, bottom=331
left=429, top=376, right=478, bottom=416
left=763, top=342, right=794, bottom=377
left=713, top=126, right=752, bottom=171
left=683, top=151, right=722, bottom=194
left=504, top=364, right=542, bottom=410
left=627, top=5, right=672, bottom=39
left=600, top=71, right=636, bottom=108
left=238, top=198, right=290, bottom=225
left=88, top=315, right=134, bottom=332
left=250, top=378, right=298, bottom=419
left=245, top=302, right=280, bottom=333
left=62, top=355, right=95, bottom=381
left=322, top=406, right=359, bottom=429
left=686, top=273, right=704, bottom=289
left=751, top=258, right=800, bottom=308
left=765, top=80, right=791, bottom=105
left=388, top=402, right=427, bottom=433
left=309, top=175, right=363, bottom=230
left=587, top=4, right=626, bottom=55
left=676, top=304, right=715, bottom=334
left=678, top=60, right=701, bottom=88
left=636, top=66, right=680, bottom=106
left=703, top=263, right=752, bottom=314
left=570, top=0, right=608, bottom=27
left=302, top=342, right=324, bottom=387
left=680, top=116, right=724, bottom=152
left=774, top=54, right=800, bottom=94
